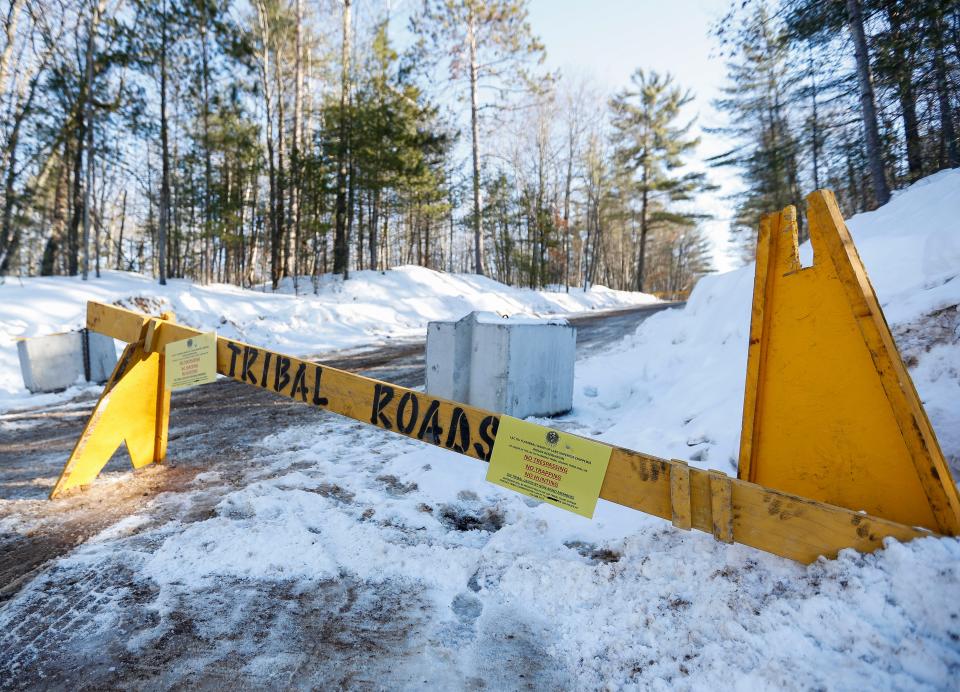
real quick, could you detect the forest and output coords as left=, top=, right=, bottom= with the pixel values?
left=0, top=0, right=957, bottom=293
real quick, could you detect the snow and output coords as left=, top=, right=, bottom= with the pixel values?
left=1, top=171, right=959, bottom=688
left=469, top=311, right=569, bottom=325
left=571, top=168, right=960, bottom=476
left=0, top=265, right=654, bottom=411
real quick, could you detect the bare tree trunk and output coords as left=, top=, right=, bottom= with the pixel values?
left=158, top=0, right=170, bottom=284
left=0, top=0, right=24, bottom=101
left=808, top=50, right=822, bottom=189
left=356, top=189, right=364, bottom=271
left=0, top=138, right=18, bottom=273
left=369, top=188, right=379, bottom=271
left=255, top=1, right=280, bottom=289
left=200, top=7, right=213, bottom=283
left=582, top=196, right=593, bottom=291
left=424, top=202, right=432, bottom=269
left=0, top=97, right=25, bottom=274
left=636, top=182, right=648, bottom=292
left=467, top=8, right=485, bottom=275
left=884, top=1, right=922, bottom=180
left=291, top=0, right=303, bottom=291
left=275, top=45, right=288, bottom=279
left=68, top=117, right=84, bottom=275
left=82, top=1, right=104, bottom=280
left=381, top=212, right=388, bottom=270
left=116, top=188, right=126, bottom=270
left=562, top=134, right=574, bottom=292
left=1, top=17, right=54, bottom=274
left=447, top=184, right=455, bottom=273
left=346, top=154, right=355, bottom=274
left=42, top=152, right=68, bottom=275
left=846, top=0, right=890, bottom=205
left=333, top=0, right=351, bottom=277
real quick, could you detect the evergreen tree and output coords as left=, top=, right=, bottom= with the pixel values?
left=609, top=69, right=707, bottom=291
left=711, top=3, right=803, bottom=259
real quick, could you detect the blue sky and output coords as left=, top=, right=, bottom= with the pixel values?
left=528, top=0, right=739, bottom=271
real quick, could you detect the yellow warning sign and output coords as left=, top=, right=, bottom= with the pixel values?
left=486, top=416, right=612, bottom=518
left=164, top=332, right=218, bottom=390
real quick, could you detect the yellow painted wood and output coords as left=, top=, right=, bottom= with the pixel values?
left=49, top=340, right=168, bottom=499
left=738, top=190, right=960, bottom=535
left=670, top=460, right=692, bottom=530
left=153, top=312, right=175, bottom=463
left=63, top=301, right=937, bottom=563
left=709, top=470, right=734, bottom=544
left=86, top=301, right=148, bottom=343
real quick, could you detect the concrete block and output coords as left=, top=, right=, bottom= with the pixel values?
left=17, top=330, right=117, bottom=393
left=86, top=331, right=118, bottom=383
left=426, top=312, right=576, bottom=418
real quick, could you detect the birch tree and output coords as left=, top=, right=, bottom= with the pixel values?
left=412, top=0, right=544, bottom=275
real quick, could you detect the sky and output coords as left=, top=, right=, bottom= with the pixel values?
left=527, top=0, right=740, bottom=272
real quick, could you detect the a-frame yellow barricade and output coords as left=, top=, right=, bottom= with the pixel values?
left=47, top=188, right=959, bottom=563
left=738, top=190, right=960, bottom=535
left=50, top=314, right=173, bottom=498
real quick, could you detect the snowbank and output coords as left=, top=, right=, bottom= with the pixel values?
left=0, top=265, right=654, bottom=411
left=571, top=167, right=960, bottom=471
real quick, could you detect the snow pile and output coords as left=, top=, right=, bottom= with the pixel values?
left=0, top=265, right=654, bottom=411
left=572, top=167, right=960, bottom=471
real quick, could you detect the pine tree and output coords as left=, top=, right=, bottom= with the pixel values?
left=609, top=69, right=706, bottom=291
left=350, top=20, right=451, bottom=273
left=711, top=4, right=803, bottom=260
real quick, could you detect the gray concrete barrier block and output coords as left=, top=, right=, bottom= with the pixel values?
left=426, top=312, right=576, bottom=418
left=17, top=330, right=117, bottom=394
left=86, top=331, right=118, bottom=383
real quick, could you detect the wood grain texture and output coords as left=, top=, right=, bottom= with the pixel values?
left=670, top=460, right=692, bottom=531
left=709, top=470, right=734, bottom=544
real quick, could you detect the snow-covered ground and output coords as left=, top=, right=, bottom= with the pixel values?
left=0, top=266, right=655, bottom=412
left=1, top=171, right=959, bottom=688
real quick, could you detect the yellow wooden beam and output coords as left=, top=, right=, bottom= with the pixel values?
left=53, top=300, right=934, bottom=564
left=50, top=339, right=170, bottom=498
left=738, top=190, right=960, bottom=535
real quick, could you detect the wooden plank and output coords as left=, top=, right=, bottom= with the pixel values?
left=154, top=311, right=174, bottom=464
left=806, top=191, right=960, bottom=534
left=670, top=460, right=692, bottom=531
left=708, top=470, right=734, bottom=544
left=82, top=300, right=933, bottom=564
left=86, top=301, right=150, bottom=344
left=50, top=341, right=166, bottom=498
left=737, top=212, right=774, bottom=484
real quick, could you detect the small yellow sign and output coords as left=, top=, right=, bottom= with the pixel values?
left=486, top=416, right=612, bottom=518
left=164, top=332, right=218, bottom=390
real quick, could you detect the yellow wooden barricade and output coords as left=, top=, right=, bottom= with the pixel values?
left=50, top=190, right=959, bottom=563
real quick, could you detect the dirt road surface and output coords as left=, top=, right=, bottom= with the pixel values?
left=0, top=303, right=677, bottom=689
